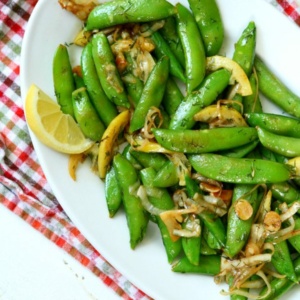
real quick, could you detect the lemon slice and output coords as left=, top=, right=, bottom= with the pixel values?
left=25, top=84, right=94, bottom=154
left=98, top=110, right=130, bottom=179
left=206, top=55, right=252, bottom=96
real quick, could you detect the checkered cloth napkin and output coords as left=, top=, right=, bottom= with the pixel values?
left=0, top=0, right=299, bottom=299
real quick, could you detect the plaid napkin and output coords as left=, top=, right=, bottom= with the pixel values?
left=0, top=1, right=299, bottom=299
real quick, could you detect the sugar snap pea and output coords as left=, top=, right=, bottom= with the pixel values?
left=175, top=3, right=206, bottom=94
left=85, top=0, right=177, bottom=31
left=188, top=0, right=224, bottom=56
left=152, top=160, right=178, bottom=188
left=129, top=56, right=170, bottom=133
left=169, top=69, right=231, bottom=130
left=242, top=72, right=263, bottom=113
left=159, top=16, right=185, bottom=68
left=188, top=153, right=295, bottom=184
left=71, top=87, right=105, bottom=141
left=181, top=215, right=202, bottom=266
left=199, top=212, right=226, bottom=249
left=105, top=166, right=122, bottom=218
left=139, top=167, right=182, bottom=263
left=113, top=153, right=149, bottom=249
left=232, top=21, right=256, bottom=77
left=286, top=215, right=300, bottom=254
left=245, top=112, right=300, bottom=138
left=152, top=127, right=258, bottom=154
left=151, top=31, right=186, bottom=83
left=225, top=184, right=260, bottom=258
left=92, top=33, right=130, bottom=108
left=161, top=77, right=184, bottom=117
left=81, top=42, right=118, bottom=126
left=172, top=254, right=221, bottom=276
left=257, top=126, right=300, bottom=158
left=270, top=181, right=300, bottom=205
left=271, top=240, right=297, bottom=283
left=53, top=44, right=75, bottom=118
left=254, top=56, right=300, bottom=118
left=218, top=140, right=259, bottom=159
left=259, top=256, right=300, bottom=300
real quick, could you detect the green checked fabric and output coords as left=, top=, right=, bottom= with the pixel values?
left=0, top=1, right=299, bottom=299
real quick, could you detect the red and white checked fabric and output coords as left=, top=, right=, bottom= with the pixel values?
left=0, top=1, right=299, bottom=299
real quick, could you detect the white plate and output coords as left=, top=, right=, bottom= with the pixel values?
left=20, top=0, right=300, bottom=299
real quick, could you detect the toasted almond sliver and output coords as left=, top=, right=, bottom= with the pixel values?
left=235, top=199, right=253, bottom=221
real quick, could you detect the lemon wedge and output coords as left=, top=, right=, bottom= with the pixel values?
left=25, top=84, right=94, bottom=154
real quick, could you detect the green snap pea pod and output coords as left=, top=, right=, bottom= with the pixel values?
left=92, top=33, right=130, bottom=108
left=71, top=87, right=105, bottom=141
left=203, top=223, right=223, bottom=250
left=53, top=44, right=75, bottom=118
left=232, top=21, right=256, bottom=77
left=105, top=166, right=122, bottom=218
left=188, top=153, right=295, bottom=184
left=129, top=150, right=168, bottom=172
left=113, top=154, right=149, bottom=249
left=159, top=17, right=185, bottom=68
left=199, top=212, right=226, bottom=249
left=200, top=234, right=218, bottom=255
left=245, top=112, right=300, bottom=138
left=169, top=69, right=231, bottom=130
left=139, top=167, right=182, bottom=263
left=242, top=73, right=263, bottom=113
left=271, top=240, right=298, bottom=283
left=152, top=127, right=258, bottom=154
left=122, top=52, right=144, bottom=108
left=175, top=3, right=206, bottom=94
left=182, top=216, right=202, bottom=266
left=81, top=43, right=118, bottom=126
left=286, top=215, right=300, bottom=253
left=122, top=144, right=143, bottom=170
left=172, top=254, right=221, bottom=276
left=218, top=140, right=259, bottom=159
left=85, top=0, right=177, bottom=31
left=151, top=31, right=186, bottom=83
left=225, top=184, right=260, bottom=258
left=188, top=0, right=224, bottom=56
left=129, top=56, right=170, bottom=133
left=254, top=56, right=300, bottom=118
left=257, top=126, right=300, bottom=158
left=162, top=77, right=184, bottom=117
left=113, top=153, right=149, bottom=249
left=259, top=256, right=300, bottom=300
left=152, top=160, right=178, bottom=188
left=185, top=174, right=202, bottom=198
left=73, top=73, right=85, bottom=89
left=270, top=181, right=300, bottom=205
